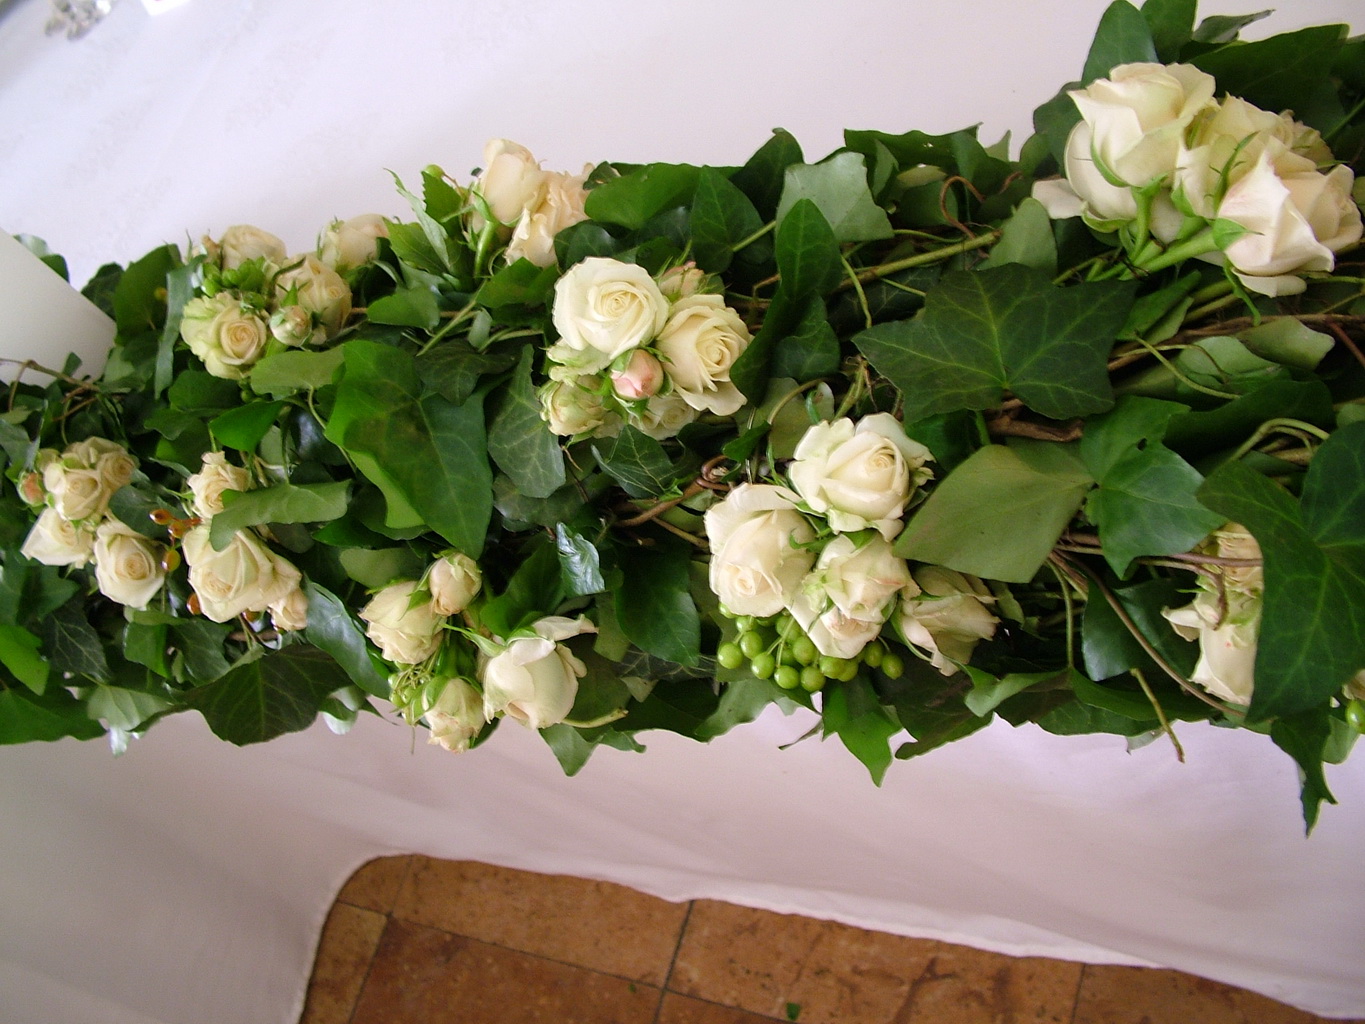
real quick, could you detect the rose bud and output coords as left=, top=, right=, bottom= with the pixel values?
left=610, top=350, right=664, bottom=401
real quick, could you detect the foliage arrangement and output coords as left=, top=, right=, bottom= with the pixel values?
left=3, top=0, right=1363, bottom=830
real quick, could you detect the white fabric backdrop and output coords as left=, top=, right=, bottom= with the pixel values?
left=1, top=0, right=1363, bottom=1021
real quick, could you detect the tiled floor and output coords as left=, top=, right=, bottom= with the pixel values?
left=301, top=857, right=1361, bottom=1024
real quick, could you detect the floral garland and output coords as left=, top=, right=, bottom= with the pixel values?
left=3, top=1, right=1363, bottom=830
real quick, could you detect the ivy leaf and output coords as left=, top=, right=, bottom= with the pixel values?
left=731, top=129, right=803, bottom=220
left=1081, top=577, right=1198, bottom=683
left=541, top=723, right=643, bottom=776
left=87, top=685, right=174, bottom=731
left=169, top=619, right=234, bottom=682
left=555, top=524, right=605, bottom=597
left=1192, top=26, right=1346, bottom=131
left=1197, top=422, right=1365, bottom=720
left=488, top=347, right=565, bottom=500
left=977, top=197, right=1056, bottom=275
left=584, top=164, right=701, bottom=231
left=186, top=645, right=350, bottom=745
left=41, top=602, right=110, bottom=682
left=615, top=543, right=700, bottom=667
left=776, top=152, right=894, bottom=243
left=304, top=581, right=390, bottom=698
left=249, top=347, right=346, bottom=397
left=1142, top=0, right=1197, bottom=61
left=896, top=441, right=1094, bottom=583
left=209, top=400, right=285, bottom=451
left=689, top=167, right=765, bottom=274
left=0, top=624, right=49, bottom=693
left=155, top=260, right=199, bottom=397
left=475, top=259, right=558, bottom=310
left=210, top=481, right=350, bottom=550
left=1083, top=1, right=1157, bottom=82
left=1270, top=709, right=1337, bottom=834
left=854, top=266, right=1133, bottom=422
left=1085, top=442, right=1223, bottom=578
left=366, top=285, right=440, bottom=329
left=822, top=676, right=900, bottom=785
left=418, top=340, right=518, bottom=406
left=592, top=427, right=678, bottom=499
left=326, top=341, right=492, bottom=556
left=0, top=686, right=104, bottom=744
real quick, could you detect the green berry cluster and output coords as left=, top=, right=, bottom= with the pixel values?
left=715, top=610, right=904, bottom=693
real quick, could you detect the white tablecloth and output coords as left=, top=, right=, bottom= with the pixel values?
left=2, top=1, right=1363, bottom=1021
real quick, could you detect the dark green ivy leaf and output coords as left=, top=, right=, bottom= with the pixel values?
left=854, top=265, right=1133, bottom=422
left=186, top=644, right=351, bottom=745
left=615, top=543, right=700, bottom=667
left=304, top=581, right=390, bottom=698
left=1082, top=1, right=1158, bottom=83
left=488, top=347, right=565, bottom=500
left=41, top=602, right=110, bottom=682
left=0, top=686, right=104, bottom=744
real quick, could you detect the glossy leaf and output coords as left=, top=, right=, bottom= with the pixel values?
left=187, top=645, right=351, bottom=745
left=823, top=676, right=899, bottom=784
left=896, top=441, right=1094, bottom=583
left=304, top=581, right=390, bottom=698
left=615, top=543, right=700, bottom=667
left=1083, top=1, right=1157, bottom=82
left=854, top=266, right=1133, bottom=422
left=488, top=347, right=565, bottom=500
left=0, top=687, right=104, bottom=744
left=690, top=167, right=765, bottom=273
left=776, top=152, right=893, bottom=243
left=210, top=481, right=350, bottom=550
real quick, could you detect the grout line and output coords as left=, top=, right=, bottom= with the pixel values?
left=339, top=856, right=414, bottom=1024
left=651, top=900, right=695, bottom=1024
left=1067, top=963, right=1087, bottom=1024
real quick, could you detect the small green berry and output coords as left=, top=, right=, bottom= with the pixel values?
left=880, top=652, right=905, bottom=680
left=775, top=665, right=801, bottom=690
left=818, top=655, right=848, bottom=679
left=791, top=636, right=818, bottom=666
left=716, top=642, right=744, bottom=670
left=751, top=652, right=776, bottom=680
left=862, top=643, right=884, bottom=669
left=738, top=631, right=766, bottom=659
left=1347, top=698, right=1365, bottom=734
left=800, top=665, right=826, bottom=692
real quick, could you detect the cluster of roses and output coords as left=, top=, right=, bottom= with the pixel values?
left=469, top=139, right=592, bottom=268
left=179, top=217, right=385, bottom=379
left=178, top=452, right=309, bottom=634
left=1034, top=62, right=1362, bottom=296
left=357, top=557, right=598, bottom=752
left=705, top=414, right=1002, bottom=682
left=538, top=256, right=754, bottom=441
left=18, top=438, right=169, bottom=609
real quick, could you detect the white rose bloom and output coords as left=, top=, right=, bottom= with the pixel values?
left=269, top=305, right=314, bottom=347
left=540, top=378, right=613, bottom=437
left=20, top=508, right=95, bottom=567
left=268, top=587, right=310, bottom=633
left=317, top=214, right=388, bottom=272
left=1215, top=155, right=1361, bottom=296
left=507, top=166, right=591, bottom=267
left=481, top=615, right=594, bottom=730
left=704, top=484, right=817, bottom=618
left=95, top=450, right=136, bottom=496
left=359, top=579, right=446, bottom=665
left=898, top=566, right=999, bottom=676
left=628, top=392, right=699, bottom=441
left=788, top=413, right=934, bottom=539
left=423, top=678, right=485, bottom=753
left=93, top=520, right=167, bottom=610
left=186, top=451, right=251, bottom=519
left=1163, top=589, right=1259, bottom=705
left=183, top=525, right=303, bottom=623
left=45, top=466, right=107, bottom=522
left=655, top=294, right=752, bottom=416
left=217, top=224, right=287, bottom=270
left=548, top=258, right=670, bottom=373
left=474, top=139, right=547, bottom=228
left=275, top=254, right=352, bottom=342
left=180, top=293, right=271, bottom=379
left=427, top=552, right=482, bottom=616
left=791, top=535, right=912, bottom=659
left=1069, top=62, right=1217, bottom=188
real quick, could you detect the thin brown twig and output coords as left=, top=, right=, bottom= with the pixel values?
left=1326, top=320, right=1365, bottom=372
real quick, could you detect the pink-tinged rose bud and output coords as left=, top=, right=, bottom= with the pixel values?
left=657, top=262, right=707, bottom=300
left=610, top=350, right=664, bottom=400
left=18, top=472, right=46, bottom=506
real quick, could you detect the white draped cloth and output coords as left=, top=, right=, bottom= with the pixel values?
left=1, top=1, right=1362, bottom=1021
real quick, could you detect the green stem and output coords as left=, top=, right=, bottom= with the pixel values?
left=1129, top=227, right=1219, bottom=275
left=417, top=299, right=478, bottom=354
left=1129, top=335, right=1240, bottom=400
left=841, top=255, right=873, bottom=330
left=838, top=231, right=1001, bottom=289
left=731, top=221, right=775, bottom=253
left=1229, top=418, right=1331, bottom=462
left=1131, top=667, right=1185, bottom=763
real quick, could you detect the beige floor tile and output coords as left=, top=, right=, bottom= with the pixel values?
left=349, top=917, right=660, bottom=1024
left=1073, top=965, right=1331, bottom=1024
left=392, top=858, right=688, bottom=985
left=657, top=991, right=791, bottom=1023
left=338, top=855, right=411, bottom=914
left=672, top=900, right=1080, bottom=1024
left=299, top=903, right=387, bottom=1024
